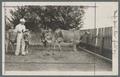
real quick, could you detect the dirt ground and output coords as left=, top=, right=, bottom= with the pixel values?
left=5, top=45, right=112, bottom=71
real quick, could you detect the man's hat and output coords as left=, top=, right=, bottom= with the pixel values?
left=20, top=18, right=26, bottom=22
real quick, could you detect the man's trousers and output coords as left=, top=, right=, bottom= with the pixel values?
left=15, top=33, right=25, bottom=55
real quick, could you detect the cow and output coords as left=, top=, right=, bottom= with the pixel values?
left=44, top=29, right=54, bottom=51
left=40, top=28, right=84, bottom=52
left=23, top=29, right=31, bottom=54
left=5, top=28, right=17, bottom=54
left=40, top=29, right=48, bottom=47
left=54, top=28, right=82, bottom=51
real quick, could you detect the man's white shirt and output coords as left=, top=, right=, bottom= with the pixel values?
left=15, top=24, right=26, bottom=33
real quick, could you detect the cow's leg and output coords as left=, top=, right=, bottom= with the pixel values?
left=46, top=42, right=51, bottom=53
left=53, top=40, right=57, bottom=51
left=53, top=43, right=56, bottom=51
left=52, top=42, right=56, bottom=55
left=54, top=41, right=58, bottom=51
left=24, top=42, right=27, bottom=54
left=5, top=40, right=9, bottom=53
left=47, top=42, right=50, bottom=52
left=25, top=41, right=29, bottom=54
left=26, top=45, right=28, bottom=54
left=27, top=42, right=29, bottom=54
left=44, top=41, right=47, bottom=47
left=42, top=40, right=46, bottom=50
left=53, top=44, right=55, bottom=50
left=73, top=44, right=77, bottom=51
left=57, top=42, right=62, bottom=51
left=10, top=41, right=14, bottom=53
left=49, top=43, right=51, bottom=51
left=44, top=42, right=51, bottom=56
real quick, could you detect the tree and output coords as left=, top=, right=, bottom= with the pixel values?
left=9, top=6, right=85, bottom=32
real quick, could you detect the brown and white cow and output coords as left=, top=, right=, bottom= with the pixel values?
left=54, top=28, right=82, bottom=51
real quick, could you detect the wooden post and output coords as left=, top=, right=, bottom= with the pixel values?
left=95, top=28, right=98, bottom=46
left=101, top=28, right=105, bottom=55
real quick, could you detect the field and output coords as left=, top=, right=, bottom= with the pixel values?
left=5, top=44, right=112, bottom=71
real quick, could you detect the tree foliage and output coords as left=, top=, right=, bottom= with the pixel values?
left=9, top=6, right=85, bottom=32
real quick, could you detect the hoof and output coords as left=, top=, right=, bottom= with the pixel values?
left=15, top=53, right=19, bottom=56
left=45, top=53, right=50, bottom=56
left=21, top=53, right=26, bottom=56
left=21, top=54, right=26, bottom=56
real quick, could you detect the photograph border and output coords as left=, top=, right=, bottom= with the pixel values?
left=0, top=0, right=119, bottom=77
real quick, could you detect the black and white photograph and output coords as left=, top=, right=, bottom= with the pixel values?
left=2, top=2, right=118, bottom=75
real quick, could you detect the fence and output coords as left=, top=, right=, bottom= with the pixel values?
left=79, top=27, right=112, bottom=59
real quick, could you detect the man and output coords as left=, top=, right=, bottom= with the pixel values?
left=14, top=18, right=26, bottom=56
